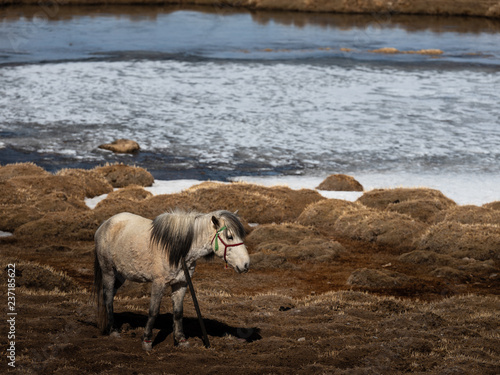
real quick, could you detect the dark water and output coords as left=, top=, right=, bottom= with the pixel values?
left=1, top=6, right=500, bottom=181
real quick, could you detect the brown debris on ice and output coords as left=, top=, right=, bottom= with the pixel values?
left=316, top=174, right=364, bottom=191
left=98, top=139, right=140, bottom=154
left=369, top=48, right=444, bottom=55
left=370, top=47, right=400, bottom=54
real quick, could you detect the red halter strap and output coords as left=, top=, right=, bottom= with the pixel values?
left=211, top=227, right=244, bottom=263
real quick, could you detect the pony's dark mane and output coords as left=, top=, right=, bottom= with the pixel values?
left=149, top=209, right=246, bottom=268
left=150, top=210, right=198, bottom=268
left=219, top=211, right=246, bottom=239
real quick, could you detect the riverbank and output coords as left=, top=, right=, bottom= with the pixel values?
left=1, top=162, right=499, bottom=373
left=1, top=0, right=500, bottom=18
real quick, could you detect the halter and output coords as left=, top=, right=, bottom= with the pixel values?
left=211, top=226, right=244, bottom=265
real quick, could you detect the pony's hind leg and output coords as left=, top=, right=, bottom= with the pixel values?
left=102, top=273, right=119, bottom=336
left=142, top=280, right=167, bottom=351
left=171, top=282, right=189, bottom=346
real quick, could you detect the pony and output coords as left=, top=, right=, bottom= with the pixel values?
left=93, top=209, right=249, bottom=351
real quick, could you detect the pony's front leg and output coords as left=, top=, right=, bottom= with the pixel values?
left=142, top=280, right=166, bottom=351
left=171, top=282, right=189, bottom=346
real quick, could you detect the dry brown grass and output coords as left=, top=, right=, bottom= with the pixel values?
left=0, top=162, right=50, bottom=181
left=386, top=198, right=453, bottom=223
left=1, top=163, right=499, bottom=374
left=15, top=210, right=100, bottom=241
left=483, top=201, right=500, bottom=210
left=418, top=221, right=500, bottom=261
left=346, top=268, right=411, bottom=289
left=93, top=163, right=154, bottom=188
left=334, top=208, right=428, bottom=250
left=0, top=257, right=78, bottom=292
left=433, top=205, right=500, bottom=225
left=296, top=198, right=361, bottom=234
left=315, top=174, right=363, bottom=191
left=357, top=187, right=456, bottom=211
left=56, top=168, right=113, bottom=198
left=141, top=181, right=324, bottom=224
left=246, top=222, right=346, bottom=268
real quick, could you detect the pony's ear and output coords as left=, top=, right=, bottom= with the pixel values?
left=211, top=216, right=220, bottom=229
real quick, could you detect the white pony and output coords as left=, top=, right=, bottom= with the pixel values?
left=93, top=209, right=249, bottom=351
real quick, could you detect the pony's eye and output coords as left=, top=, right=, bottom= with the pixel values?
left=227, top=234, right=233, bottom=240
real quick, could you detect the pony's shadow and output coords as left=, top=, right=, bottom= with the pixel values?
left=114, top=312, right=261, bottom=348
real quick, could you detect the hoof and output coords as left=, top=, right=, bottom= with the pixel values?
left=110, top=331, right=121, bottom=338
left=142, top=339, right=153, bottom=351
left=177, top=338, right=190, bottom=348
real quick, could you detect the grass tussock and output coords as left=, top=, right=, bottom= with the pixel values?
left=246, top=222, right=346, bottom=268
left=316, top=174, right=363, bottom=191
left=418, top=221, right=500, bottom=261
left=93, top=163, right=154, bottom=188
left=358, top=187, right=456, bottom=212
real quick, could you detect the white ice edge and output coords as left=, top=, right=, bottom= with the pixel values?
left=84, top=173, right=499, bottom=209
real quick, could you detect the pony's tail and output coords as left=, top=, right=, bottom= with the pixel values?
left=92, top=245, right=107, bottom=334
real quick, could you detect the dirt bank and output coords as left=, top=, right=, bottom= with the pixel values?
left=1, top=0, right=500, bottom=18
left=1, top=163, right=499, bottom=374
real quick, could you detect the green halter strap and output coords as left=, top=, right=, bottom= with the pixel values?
left=212, top=226, right=227, bottom=252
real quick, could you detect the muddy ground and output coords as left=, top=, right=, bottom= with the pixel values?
left=1, top=163, right=499, bottom=374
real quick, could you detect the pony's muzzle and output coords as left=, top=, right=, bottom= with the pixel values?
left=236, top=262, right=250, bottom=274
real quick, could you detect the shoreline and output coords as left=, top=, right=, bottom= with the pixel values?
left=1, top=0, right=500, bottom=19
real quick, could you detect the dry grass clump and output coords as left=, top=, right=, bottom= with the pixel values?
left=0, top=259, right=77, bottom=292
left=0, top=162, right=50, bottom=181
left=111, top=185, right=153, bottom=201
left=93, top=163, right=154, bottom=188
left=56, top=168, right=113, bottom=198
left=335, top=209, right=428, bottom=250
left=399, top=250, right=497, bottom=282
left=398, top=250, right=456, bottom=266
left=347, top=268, right=411, bottom=289
left=246, top=223, right=346, bottom=268
left=418, top=221, right=500, bottom=261
left=358, top=188, right=456, bottom=211
left=0, top=167, right=93, bottom=232
left=316, top=174, right=363, bottom=191
left=0, top=205, right=45, bottom=232
left=483, top=201, right=500, bottom=210
left=7, top=174, right=89, bottom=200
left=296, top=198, right=362, bottom=235
left=146, top=182, right=324, bottom=224
left=386, top=198, right=453, bottom=223
left=433, top=205, right=500, bottom=225
left=15, top=211, right=100, bottom=241
left=93, top=186, right=156, bottom=223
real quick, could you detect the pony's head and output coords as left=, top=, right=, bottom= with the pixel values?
left=211, top=211, right=249, bottom=273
